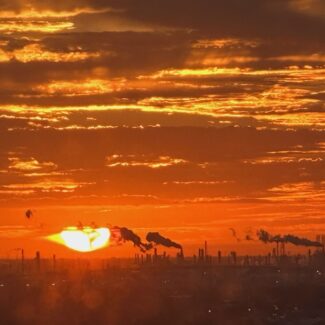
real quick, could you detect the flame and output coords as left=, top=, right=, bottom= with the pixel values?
left=48, top=226, right=111, bottom=252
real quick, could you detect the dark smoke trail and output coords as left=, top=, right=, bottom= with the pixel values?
left=229, top=228, right=241, bottom=242
left=146, top=232, right=182, bottom=250
left=257, top=229, right=275, bottom=243
left=283, top=234, right=323, bottom=247
left=111, top=226, right=151, bottom=252
left=257, top=229, right=322, bottom=247
left=244, top=228, right=255, bottom=241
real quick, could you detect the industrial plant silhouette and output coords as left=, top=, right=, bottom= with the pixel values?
left=1, top=227, right=325, bottom=325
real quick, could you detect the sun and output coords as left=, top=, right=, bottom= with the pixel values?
left=48, top=226, right=111, bottom=252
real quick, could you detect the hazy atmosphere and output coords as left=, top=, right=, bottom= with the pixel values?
left=0, top=0, right=324, bottom=257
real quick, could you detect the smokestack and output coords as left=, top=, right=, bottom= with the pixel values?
left=176, top=248, right=184, bottom=262
left=21, top=249, right=25, bottom=274
left=204, top=241, right=208, bottom=258
left=197, top=248, right=204, bottom=263
left=146, top=253, right=152, bottom=264
left=153, top=248, right=158, bottom=263
left=193, top=254, right=197, bottom=263
left=217, top=250, right=222, bottom=264
left=272, top=248, right=276, bottom=258
left=53, top=254, right=56, bottom=272
left=35, top=251, right=41, bottom=272
left=230, top=251, right=237, bottom=265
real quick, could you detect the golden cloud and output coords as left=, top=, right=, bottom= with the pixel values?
left=0, top=20, right=74, bottom=33
left=0, top=44, right=101, bottom=62
left=106, top=154, right=188, bottom=168
left=8, top=157, right=57, bottom=173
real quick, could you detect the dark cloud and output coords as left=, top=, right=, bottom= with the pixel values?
left=95, top=0, right=325, bottom=41
left=0, top=0, right=324, bottom=209
left=0, top=0, right=108, bottom=12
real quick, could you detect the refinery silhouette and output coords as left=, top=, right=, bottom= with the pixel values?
left=1, top=226, right=325, bottom=325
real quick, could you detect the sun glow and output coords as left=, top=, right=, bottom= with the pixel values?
left=49, top=226, right=111, bottom=252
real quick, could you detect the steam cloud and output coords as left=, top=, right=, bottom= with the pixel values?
left=257, top=229, right=323, bottom=247
left=146, top=232, right=182, bottom=250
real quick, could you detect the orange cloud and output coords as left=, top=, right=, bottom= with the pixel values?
left=106, top=155, right=188, bottom=168
left=0, top=20, right=74, bottom=33
left=35, top=79, right=120, bottom=96
left=8, top=157, right=57, bottom=173
left=265, top=182, right=325, bottom=202
left=0, top=44, right=101, bottom=62
left=2, top=180, right=92, bottom=194
left=0, top=8, right=111, bottom=19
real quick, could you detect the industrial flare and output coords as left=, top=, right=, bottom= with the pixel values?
left=48, top=226, right=111, bottom=252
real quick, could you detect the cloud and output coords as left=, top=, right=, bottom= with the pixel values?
left=0, top=44, right=102, bottom=63
left=8, top=156, right=57, bottom=173
left=102, top=0, right=325, bottom=41
left=0, top=0, right=323, bottom=215
left=105, top=154, right=188, bottom=168
left=0, top=225, right=39, bottom=238
left=0, top=126, right=323, bottom=205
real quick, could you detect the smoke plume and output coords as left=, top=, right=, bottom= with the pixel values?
left=146, top=232, right=182, bottom=250
left=111, top=226, right=151, bottom=252
left=257, top=229, right=322, bottom=247
left=229, top=228, right=241, bottom=242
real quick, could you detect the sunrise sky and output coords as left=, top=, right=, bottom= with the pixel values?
left=0, top=0, right=324, bottom=257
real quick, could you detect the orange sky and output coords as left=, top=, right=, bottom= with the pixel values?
left=0, top=0, right=324, bottom=258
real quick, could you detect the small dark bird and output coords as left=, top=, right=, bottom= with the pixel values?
left=25, top=209, right=33, bottom=219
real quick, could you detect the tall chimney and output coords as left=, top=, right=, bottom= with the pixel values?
left=179, top=248, right=184, bottom=260
left=53, top=254, right=56, bottom=272
left=21, top=249, right=25, bottom=274
left=35, top=251, right=41, bottom=272
left=231, top=251, right=237, bottom=265
left=217, top=250, right=222, bottom=264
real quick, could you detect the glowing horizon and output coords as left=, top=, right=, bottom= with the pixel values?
left=0, top=0, right=324, bottom=257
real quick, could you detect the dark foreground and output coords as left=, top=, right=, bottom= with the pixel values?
left=0, top=262, right=325, bottom=325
